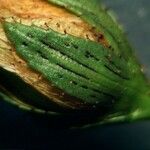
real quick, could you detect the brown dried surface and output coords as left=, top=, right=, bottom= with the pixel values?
left=0, top=0, right=108, bottom=109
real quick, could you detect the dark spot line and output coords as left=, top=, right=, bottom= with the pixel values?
left=39, top=38, right=127, bottom=86
left=33, top=50, right=113, bottom=98
left=22, top=41, right=28, bottom=47
left=72, top=81, right=77, bottom=85
left=81, top=85, right=88, bottom=89
left=64, top=42, right=70, bottom=47
left=72, top=44, right=78, bottom=49
left=57, top=74, right=63, bottom=79
left=32, top=37, right=126, bottom=96
left=104, top=65, right=129, bottom=80
left=56, top=62, right=90, bottom=80
left=105, top=55, right=129, bottom=80
left=26, top=32, right=34, bottom=38
left=37, top=50, right=49, bottom=60
left=40, top=39, right=100, bottom=74
left=85, top=51, right=99, bottom=61
left=35, top=51, right=116, bottom=99
left=51, top=62, right=115, bottom=98
left=92, top=88, right=115, bottom=99
left=90, top=95, right=97, bottom=98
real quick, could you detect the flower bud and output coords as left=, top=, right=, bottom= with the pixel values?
left=0, top=0, right=149, bottom=127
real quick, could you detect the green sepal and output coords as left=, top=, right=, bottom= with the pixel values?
left=3, top=22, right=134, bottom=106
